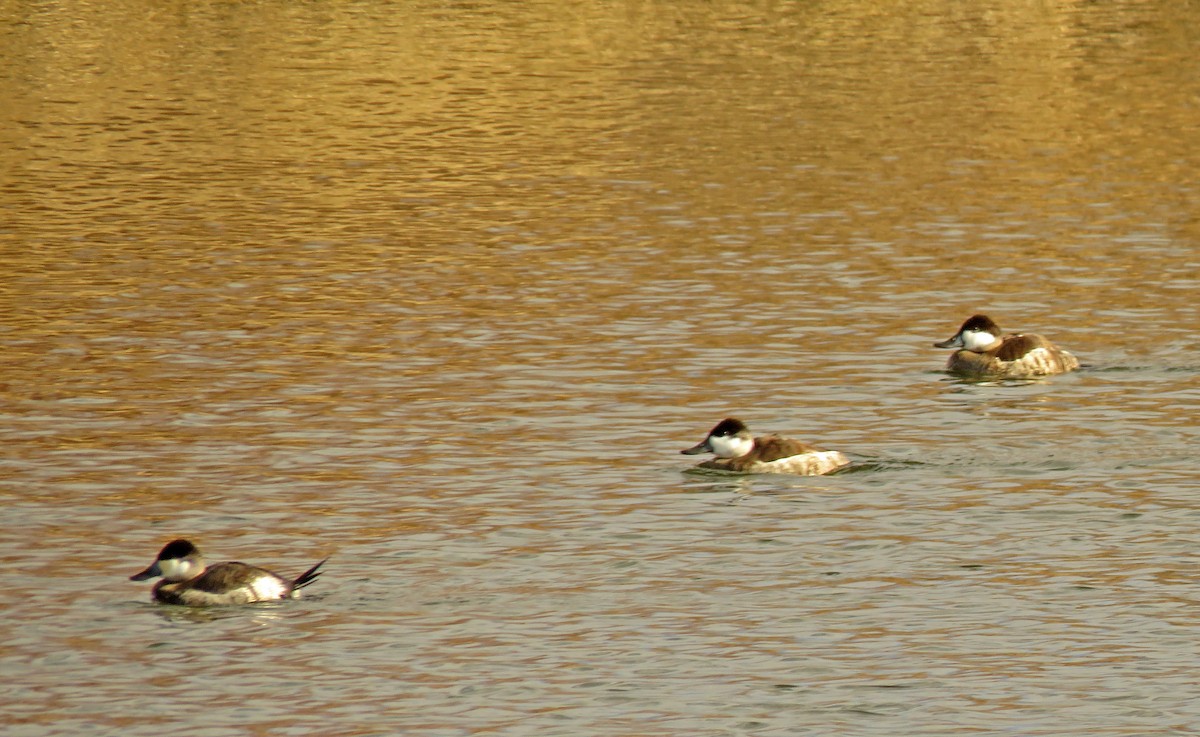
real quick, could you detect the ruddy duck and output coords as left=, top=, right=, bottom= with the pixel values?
left=934, top=314, right=1079, bottom=378
left=681, top=418, right=849, bottom=476
left=130, top=539, right=326, bottom=606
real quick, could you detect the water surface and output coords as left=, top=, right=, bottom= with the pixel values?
left=2, top=1, right=1199, bottom=735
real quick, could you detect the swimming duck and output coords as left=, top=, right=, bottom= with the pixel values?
left=934, top=314, right=1079, bottom=378
left=130, top=539, right=326, bottom=606
left=681, top=418, right=849, bottom=475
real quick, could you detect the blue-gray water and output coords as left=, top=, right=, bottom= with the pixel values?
left=2, top=1, right=1199, bottom=735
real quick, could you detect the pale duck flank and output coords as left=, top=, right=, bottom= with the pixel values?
left=247, top=575, right=290, bottom=601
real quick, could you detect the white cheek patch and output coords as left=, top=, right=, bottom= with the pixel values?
left=962, top=330, right=997, bottom=352
left=708, top=434, right=753, bottom=459
left=158, top=558, right=194, bottom=582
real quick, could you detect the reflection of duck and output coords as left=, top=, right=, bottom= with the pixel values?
left=681, top=418, right=849, bottom=476
left=934, top=314, right=1079, bottom=378
left=130, top=539, right=325, bottom=606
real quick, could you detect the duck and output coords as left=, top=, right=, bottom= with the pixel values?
left=934, top=314, right=1079, bottom=378
left=681, top=418, right=849, bottom=475
left=129, top=539, right=326, bottom=606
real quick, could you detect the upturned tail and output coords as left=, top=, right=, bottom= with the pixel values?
left=292, top=558, right=327, bottom=591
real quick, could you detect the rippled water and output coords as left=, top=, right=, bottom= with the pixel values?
left=3, top=1, right=1200, bottom=735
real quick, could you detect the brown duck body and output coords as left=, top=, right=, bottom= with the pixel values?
left=131, top=539, right=326, bottom=607
left=935, top=315, right=1079, bottom=379
left=946, top=333, right=1079, bottom=378
left=694, top=436, right=849, bottom=475
left=149, top=561, right=317, bottom=606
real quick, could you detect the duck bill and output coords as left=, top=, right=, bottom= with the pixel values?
left=129, top=561, right=162, bottom=581
left=680, top=440, right=711, bottom=455
left=933, top=333, right=964, bottom=349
